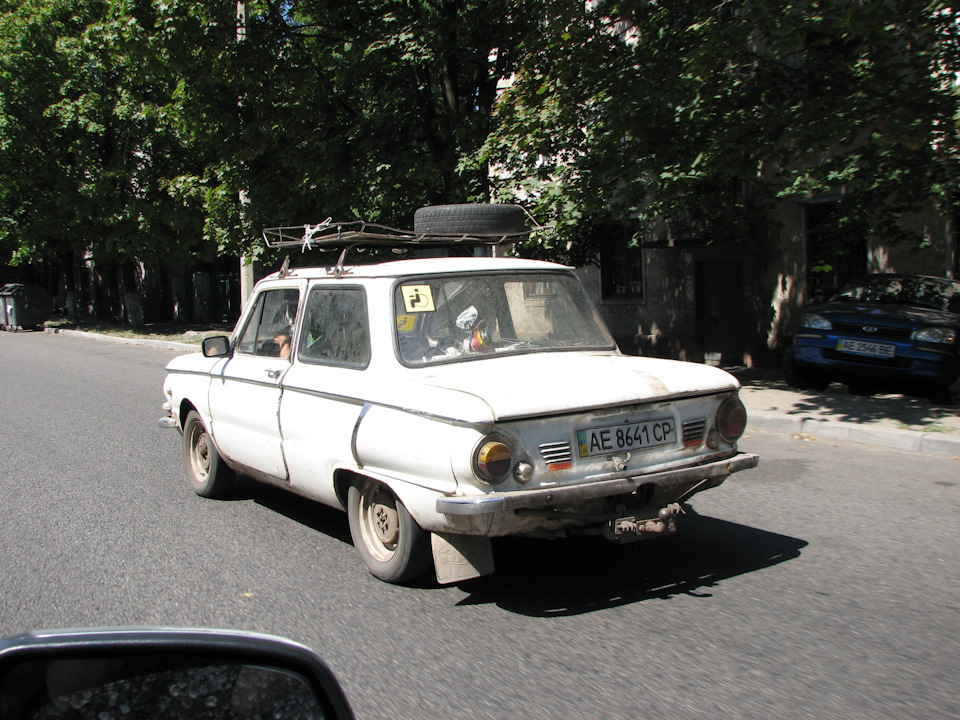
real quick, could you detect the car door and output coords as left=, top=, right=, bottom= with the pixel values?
left=208, top=284, right=303, bottom=480
left=280, top=284, right=372, bottom=503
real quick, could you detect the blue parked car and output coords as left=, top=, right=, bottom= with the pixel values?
left=783, top=274, right=960, bottom=403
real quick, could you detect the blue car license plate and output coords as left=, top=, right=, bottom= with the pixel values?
left=836, top=337, right=896, bottom=359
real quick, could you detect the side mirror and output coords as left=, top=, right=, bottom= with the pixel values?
left=0, top=628, right=354, bottom=720
left=202, top=336, right=232, bottom=358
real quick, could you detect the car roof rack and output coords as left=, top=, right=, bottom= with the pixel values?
left=263, top=220, right=531, bottom=250
left=262, top=220, right=534, bottom=277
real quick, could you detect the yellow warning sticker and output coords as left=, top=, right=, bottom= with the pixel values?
left=401, top=285, right=435, bottom=313
left=396, top=314, right=417, bottom=332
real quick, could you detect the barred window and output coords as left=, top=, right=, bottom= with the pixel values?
left=600, top=224, right=644, bottom=299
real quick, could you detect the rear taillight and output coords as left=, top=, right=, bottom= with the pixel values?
left=716, top=397, right=747, bottom=443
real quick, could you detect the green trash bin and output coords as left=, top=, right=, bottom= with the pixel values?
left=0, top=283, right=50, bottom=331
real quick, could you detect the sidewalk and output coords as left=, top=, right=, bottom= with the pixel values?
left=42, top=326, right=960, bottom=457
left=732, top=367, right=960, bottom=456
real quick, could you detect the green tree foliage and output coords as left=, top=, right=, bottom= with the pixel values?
left=0, top=0, right=535, bottom=268
left=484, top=0, right=960, bottom=263
left=0, top=0, right=91, bottom=266
left=3, top=0, right=956, bottom=284
left=161, top=0, right=538, bottom=258
left=0, top=0, right=241, bottom=285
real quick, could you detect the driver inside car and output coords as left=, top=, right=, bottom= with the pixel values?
left=273, top=328, right=292, bottom=359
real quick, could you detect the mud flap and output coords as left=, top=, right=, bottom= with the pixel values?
left=432, top=533, right=495, bottom=584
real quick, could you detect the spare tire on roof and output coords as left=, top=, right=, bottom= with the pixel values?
left=413, top=203, right=528, bottom=235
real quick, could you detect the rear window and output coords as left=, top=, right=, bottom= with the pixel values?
left=395, top=271, right=615, bottom=365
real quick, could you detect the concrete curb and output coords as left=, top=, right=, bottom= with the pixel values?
left=44, top=327, right=200, bottom=352
left=748, top=411, right=960, bottom=456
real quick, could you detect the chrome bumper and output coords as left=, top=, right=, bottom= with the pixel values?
left=158, top=402, right=177, bottom=429
left=436, top=452, right=759, bottom=516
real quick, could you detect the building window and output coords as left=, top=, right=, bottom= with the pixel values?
left=804, top=200, right=866, bottom=301
left=600, top=223, right=644, bottom=300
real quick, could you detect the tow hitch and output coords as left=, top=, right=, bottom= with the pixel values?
left=604, top=502, right=684, bottom=543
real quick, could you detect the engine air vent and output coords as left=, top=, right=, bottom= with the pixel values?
left=682, top=419, right=707, bottom=447
left=539, top=441, right=572, bottom=464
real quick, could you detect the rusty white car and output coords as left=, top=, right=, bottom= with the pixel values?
left=159, top=205, right=758, bottom=585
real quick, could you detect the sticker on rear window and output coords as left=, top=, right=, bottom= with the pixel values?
left=396, top=314, right=417, bottom=331
left=401, top=285, right=435, bottom=313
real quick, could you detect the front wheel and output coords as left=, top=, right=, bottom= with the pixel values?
left=782, top=346, right=830, bottom=391
left=183, top=410, right=235, bottom=498
left=347, top=478, right=431, bottom=584
left=928, top=381, right=960, bottom=406
left=847, top=381, right=875, bottom=397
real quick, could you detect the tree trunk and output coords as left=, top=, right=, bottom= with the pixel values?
left=121, top=260, right=144, bottom=328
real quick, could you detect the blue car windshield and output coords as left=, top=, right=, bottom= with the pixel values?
left=833, top=276, right=960, bottom=312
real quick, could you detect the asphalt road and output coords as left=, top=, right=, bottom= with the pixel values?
left=1, top=331, right=958, bottom=720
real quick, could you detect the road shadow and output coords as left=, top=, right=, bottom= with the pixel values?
left=230, top=474, right=354, bottom=545
left=226, top=477, right=807, bottom=607
left=732, top=367, right=960, bottom=429
left=455, top=508, right=807, bottom=617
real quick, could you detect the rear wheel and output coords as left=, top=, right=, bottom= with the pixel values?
left=183, top=410, right=235, bottom=498
left=347, top=477, right=431, bottom=584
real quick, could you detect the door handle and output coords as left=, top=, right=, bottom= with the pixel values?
left=266, top=369, right=282, bottom=379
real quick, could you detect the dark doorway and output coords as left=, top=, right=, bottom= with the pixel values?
left=697, top=260, right=743, bottom=365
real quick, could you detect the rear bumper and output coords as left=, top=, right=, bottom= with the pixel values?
left=436, top=452, right=759, bottom=516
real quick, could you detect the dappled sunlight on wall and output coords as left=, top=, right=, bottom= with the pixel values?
left=870, top=244, right=891, bottom=273
left=882, top=209, right=952, bottom=277
left=765, top=268, right=802, bottom=352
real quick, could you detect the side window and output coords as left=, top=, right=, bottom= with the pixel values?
left=299, top=286, right=370, bottom=368
left=236, top=288, right=300, bottom=358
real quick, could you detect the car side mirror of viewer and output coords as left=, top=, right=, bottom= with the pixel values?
left=0, top=628, right=355, bottom=720
left=202, top=336, right=232, bottom=358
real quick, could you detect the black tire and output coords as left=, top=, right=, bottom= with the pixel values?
left=847, top=381, right=875, bottom=397
left=928, top=381, right=960, bottom=406
left=413, top=203, right=528, bottom=235
left=347, top=477, right=432, bottom=584
left=183, top=410, right=235, bottom=498
left=782, top=347, right=830, bottom=391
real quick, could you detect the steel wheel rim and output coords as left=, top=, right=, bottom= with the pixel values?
left=358, top=481, right=399, bottom=563
left=190, top=425, right=211, bottom=481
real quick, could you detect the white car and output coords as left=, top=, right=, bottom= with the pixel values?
left=159, top=206, right=758, bottom=584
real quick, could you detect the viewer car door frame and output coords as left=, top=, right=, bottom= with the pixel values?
left=208, top=283, right=305, bottom=480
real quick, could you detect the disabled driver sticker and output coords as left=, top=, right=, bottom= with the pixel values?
left=401, top=285, right=435, bottom=313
